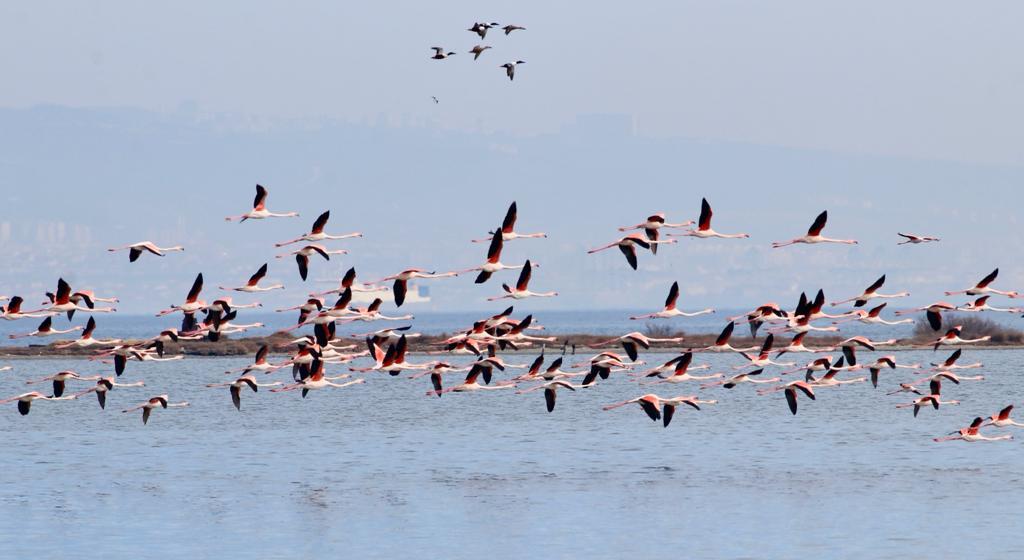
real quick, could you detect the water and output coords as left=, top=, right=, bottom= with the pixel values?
left=1, top=348, right=1022, bottom=558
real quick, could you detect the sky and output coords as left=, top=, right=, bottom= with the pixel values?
left=0, top=2, right=1023, bottom=315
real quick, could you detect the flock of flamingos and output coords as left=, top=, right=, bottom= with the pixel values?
left=1, top=185, right=1022, bottom=443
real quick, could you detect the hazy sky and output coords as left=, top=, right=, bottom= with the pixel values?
left=2, top=1, right=1023, bottom=164
left=1, top=3, right=1023, bottom=316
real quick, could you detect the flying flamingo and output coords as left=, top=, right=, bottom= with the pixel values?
left=225, top=184, right=299, bottom=222
left=72, top=377, right=145, bottom=409
left=42, top=279, right=116, bottom=317
left=336, top=298, right=415, bottom=324
left=374, top=269, right=458, bottom=307
left=277, top=297, right=324, bottom=327
left=310, top=267, right=388, bottom=298
left=908, top=370, right=985, bottom=387
left=645, top=353, right=723, bottom=385
left=735, top=335, right=797, bottom=369
left=488, top=260, right=557, bottom=301
left=206, top=374, right=283, bottom=410
left=275, top=210, right=362, bottom=247
left=757, top=381, right=816, bottom=415
left=804, top=360, right=867, bottom=387
left=691, top=322, right=759, bottom=353
left=8, top=316, right=82, bottom=339
left=898, top=233, right=940, bottom=245
left=0, top=391, right=76, bottom=415
left=272, top=357, right=364, bottom=397
left=409, top=362, right=472, bottom=396
left=220, top=263, right=285, bottom=292
left=984, top=405, right=1024, bottom=429
left=618, top=212, right=694, bottom=254
left=670, top=198, right=750, bottom=240
left=929, top=325, right=991, bottom=351
left=588, top=233, right=675, bottom=270
left=632, top=354, right=710, bottom=379
left=122, top=395, right=190, bottom=425
left=471, top=202, right=547, bottom=243
left=516, top=380, right=580, bottom=412
left=895, top=380, right=959, bottom=417
left=54, top=317, right=122, bottom=349
left=155, top=273, right=207, bottom=331
left=929, top=349, right=983, bottom=372
left=701, top=369, right=781, bottom=390
left=945, top=269, right=1019, bottom=298
left=830, top=275, right=909, bottom=307
left=1, top=297, right=51, bottom=320
left=107, top=241, right=184, bottom=262
left=602, top=394, right=665, bottom=422
left=836, top=303, right=914, bottom=326
left=956, top=295, right=1021, bottom=313
left=224, top=345, right=282, bottom=375
left=589, top=331, right=685, bottom=362
left=459, top=228, right=527, bottom=283
left=425, top=365, right=515, bottom=397
left=934, top=417, right=1012, bottom=442
left=629, top=281, right=714, bottom=320
left=774, top=333, right=831, bottom=356
left=25, top=370, right=101, bottom=397
left=895, top=301, right=956, bottom=331
left=660, top=396, right=716, bottom=427
left=862, top=356, right=919, bottom=387
left=276, top=245, right=345, bottom=281
left=772, top=211, right=858, bottom=248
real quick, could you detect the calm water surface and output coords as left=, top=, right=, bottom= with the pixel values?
left=1, top=349, right=1022, bottom=558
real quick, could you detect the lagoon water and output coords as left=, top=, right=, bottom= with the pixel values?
left=1, top=348, right=1023, bottom=558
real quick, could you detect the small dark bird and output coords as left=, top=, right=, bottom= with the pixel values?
left=430, top=47, right=456, bottom=60
left=469, top=45, right=492, bottom=60
left=502, top=24, right=526, bottom=35
left=501, top=61, right=525, bottom=81
left=469, top=22, right=500, bottom=39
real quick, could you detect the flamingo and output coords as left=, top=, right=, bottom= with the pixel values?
left=516, top=380, right=579, bottom=412
left=895, top=301, right=956, bottom=331
left=895, top=380, right=959, bottom=417
left=107, top=241, right=184, bottom=262
left=220, top=263, right=285, bottom=292
left=804, top=360, right=867, bottom=387
left=691, top=322, right=759, bottom=353
left=276, top=245, right=345, bottom=281
left=223, top=345, right=282, bottom=375
left=275, top=210, right=362, bottom=247
left=781, top=356, right=837, bottom=377
left=1, top=297, right=51, bottom=320
left=25, top=370, right=101, bottom=397
left=355, top=325, right=422, bottom=347
left=772, top=211, right=858, bottom=248
left=671, top=198, right=750, bottom=240
left=831, top=275, right=909, bottom=307
left=701, top=369, right=781, bottom=390
left=8, top=316, right=82, bottom=339
left=581, top=353, right=641, bottom=385
left=273, top=357, right=364, bottom=397
left=52, top=317, right=121, bottom=349
left=945, top=269, right=1019, bottom=298
left=155, top=273, right=207, bottom=332
left=930, top=325, right=991, bottom=351
left=630, top=282, right=714, bottom=320
left=645, top=352, right=723, bottom=385
left=277, top=297, right=324, bottom=327
left=488, top=260, right=557, bottom=301
left=502, top=24, right=526, bottom=35
left=310, top=267, right=388, bottom=298
left=909, top=370, right=985, bottom=387
left=374, top=269, right=457, bottom=307
left=426, top=365, right=515, bottom=397
left=956, top=295, right=1021, bottom=313
left=632, top=354, right=710, bottom=379
left=337, top=298, right=414, bottom=324
left=618, top=213, right=694, bottom=254
left=207, top=375, right=283, bottom=410
left=0, top=391, right=76, bottom=415
left=122, top=395, right=190, bottom=425
left=862, top=356, right=919, bottom=387
left=72, top=377, right=145, bottom=409
left=430, top=47, right=457, bottom=59
left=984, top=405, right=1024, bottom=429
left=735, top=335, right=797, bottom=369
left=495, top=315, right=558, bottom=345
left=757, top=381, right=817, bottom=415
left=602, top=394, right=664, bottom=422
left=472, top=202, right=547, bottom=243
left=929, top=349, right=983, bottom=372
left=409, top=362, right=472, bottom=396
left=730, top=302, right=788, bottom=338
left=934, top=417, right=1012, bottom=442
left=225, top=184, right=299, bottom=222
left=774, top=332, right=831, bottom=356
left=589, top=331, right=684, bottom=362
left=459, top=228, right=527, bottom=283
left=898, top=233, right=940, bottom=245
left=42, top=279, right=116, bottom=317
left=500, top=60, right=525, bottom=81
left=836, top=303, right=914, bottom=326
left=661, top=396, right=716, bottom=427
left=589, top=233, right=675, bottom=270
